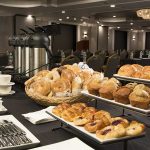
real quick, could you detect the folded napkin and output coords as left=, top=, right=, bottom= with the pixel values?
left=30, top=137, right=94, bottom=150
left=22, top=107, right=56, bottom=124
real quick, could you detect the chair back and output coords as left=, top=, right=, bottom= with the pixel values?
left=61, top=55, right=80, bottom=65
left=87, top=53, right=105, bottom=72
left=104, top=54, right=120, bottom=78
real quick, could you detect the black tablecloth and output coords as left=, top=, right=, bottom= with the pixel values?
left=1, top=85, right=150, bottom=150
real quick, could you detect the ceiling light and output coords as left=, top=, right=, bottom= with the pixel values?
left=100, top=24, right=104, bottom=27
left=97, top=21, right=100, bottom=24
left=74, top=18, right=77, bottom=21
left=113, top=15, right=116, bottom=18
left=110, top=4, right=115, bottom=8
left=59, top=18, right=62, bottom=21
left=130, top=22, right=133, bottom=25
left=117, top=27, right=120, bottom=29
left=61, top=10, right=65, bottom=14
left=66, top=16, right=70, bottom=19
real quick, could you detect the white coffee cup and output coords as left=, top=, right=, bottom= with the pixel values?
left=0, top=74, right=11, bottom=85
left=0, top=85, right=12, bottom=94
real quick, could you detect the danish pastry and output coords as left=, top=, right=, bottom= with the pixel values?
left=111, top=117, right=129, bottom=128
left=84, top=120, right=105, bottom=133
left=96, top=125, right=126, bottom=140
left=126, top=121, right=145, bottom=136
left=73, top=116, right=90, bottom=126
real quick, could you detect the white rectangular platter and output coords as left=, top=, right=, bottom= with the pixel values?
left=0, top=115, right=40, bottom=150
left=113, top=74, right=150, bottom=84
left=82, top=91, right=150, bottom=115
left=30, top=137, right=93, bottom=150
left=46, top=107, right=145, bottom=144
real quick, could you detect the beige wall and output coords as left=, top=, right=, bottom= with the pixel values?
left=127, top=30, right=146, bottom=51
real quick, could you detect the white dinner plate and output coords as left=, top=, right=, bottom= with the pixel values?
left=0, top=90, right=15, bottom=96
left=0, top=82, right=15, bottom=86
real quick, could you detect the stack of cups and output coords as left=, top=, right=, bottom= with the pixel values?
left=0, top=75, right=15, bottom=95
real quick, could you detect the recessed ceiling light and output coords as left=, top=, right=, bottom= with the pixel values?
left=74, top=17, right=77, bottom=21
left=117, top=27, right=120, bottom=29
left=130, top=22, right=133, bottom=25
left=97, top=21, right=100, bottom=24
left=59, top=18, right=62, bottom=21
left=61, top=10, right=65, bottom=14
left=110, top=4, right=115, bottom=8
left=66, top=16, right=70, bottom=19
left=113, top=15, right=116, bottom=18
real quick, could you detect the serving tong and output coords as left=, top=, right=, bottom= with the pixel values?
left=0, top=120, right=32, bottom=148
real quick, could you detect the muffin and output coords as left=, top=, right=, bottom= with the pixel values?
left=113, top=87, right=132, bottom=104
left=129, top=89, right=150, bottom=109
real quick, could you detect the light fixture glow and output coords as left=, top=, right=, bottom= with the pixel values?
left=27, top=15, right=32, bottom=20
left=131, top=29, right=133, bottom=31
left=110, top=4, right=115, bottom=8
left=113, top=15, right=116, bottom=18
left=74, top=17, right=77, bottom=21
left=62, top=10, right=65, bottom=14
left=59, top=18, right=62, bottom=21
left=130, top=22, right=133, bottom=25
left=66, top=16, right=70, bottom=19
left=117, top=27, right=120, bottom=29
left=97, top=21, right=100, bottom=24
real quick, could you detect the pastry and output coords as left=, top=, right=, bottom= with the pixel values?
left=117, top=65, right=136, bottom=77
left=111, top=117, right=129, bottom=128
left=133, top=84, right=150, bottom=93
left=29, top=79, right=51, bottom=96
left=61, top=107, right=79, bottom=122
left=83, top=107, right=97, bottom=113
left=72, top=76, right=83, bottom=96
left=52, top=103, right=71, bottom=117
left=73, top=116, right=91, bottom=126
left=45, top=69, right=60, bottom=81
left=96, top=125, right=126, bottom=140
left=131, top=64, right=143, bottom=72
left=61, top=69, right=76, bottom=82
left=99, top=79, right=119, bottom=100
left=113, top=87, right=132, bottom=104
left=51, top=78, right=71, bottom=97
left=84, top=120, right=105, bottom=133
left=129, top=89, right=150, bottom=109
left=125, top=83, right=138, bottom=90
left=94, top=111, right=111, bottom=126
left=140, top=66, right=150, bottom=79
left=126, top=121, right=145, bottom=136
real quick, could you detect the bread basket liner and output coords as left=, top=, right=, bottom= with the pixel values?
left=25, top=82, right=89, bottom=106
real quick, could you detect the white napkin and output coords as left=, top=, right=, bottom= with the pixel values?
left=29, top=137, right=94, bottom=150
left=22, top=107, right=56, bottom=124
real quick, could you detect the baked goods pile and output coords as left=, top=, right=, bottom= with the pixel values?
left=117, top=64, right=150, bottom=79
left=87, top=77, right=150, bottom=109
left=25, top=64, right=104, bottom=98
left=52, top=102, right=145, bottom=141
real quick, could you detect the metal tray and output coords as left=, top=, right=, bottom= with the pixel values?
left=46, top=107, right=145, bottom=144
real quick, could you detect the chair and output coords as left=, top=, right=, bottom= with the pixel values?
left=87, top=53, right=106, bottom=72
left=61, top=55, right=80, bottom=65
left=103, top=54, right=120, bottom=78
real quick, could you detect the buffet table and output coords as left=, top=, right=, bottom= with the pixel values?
left=1, top=84, right=150, bottom=150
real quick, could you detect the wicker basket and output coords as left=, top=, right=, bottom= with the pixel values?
left=25, top=82, right=86, bottom=106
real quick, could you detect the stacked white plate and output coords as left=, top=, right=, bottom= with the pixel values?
left=0, top=74, right=15, bottom=96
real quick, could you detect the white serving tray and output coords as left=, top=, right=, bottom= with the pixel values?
left=82, top=90, right=150, bottom=115
left=46, top=107, right=145, bottom=144
left=113, top=74, right=150, bottom=84
left=0, top=115, right=40, bottom=150
left=30, top=137, right=93, bottom=150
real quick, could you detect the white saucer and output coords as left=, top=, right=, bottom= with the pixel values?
left=0, top=90, right=15, bottom=96
left=0, top=82, right=15, bottom=86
